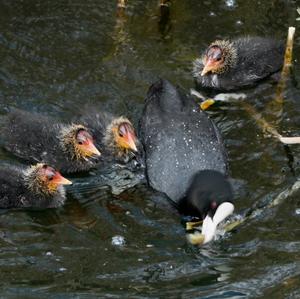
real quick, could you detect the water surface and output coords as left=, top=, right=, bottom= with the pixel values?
left=1, top=0, right=300, bottom=298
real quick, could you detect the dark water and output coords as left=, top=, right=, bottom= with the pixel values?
left=1, top=0, right=300, bottom=298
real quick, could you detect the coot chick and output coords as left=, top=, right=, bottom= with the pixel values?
left=0, top=163, right=72, bottom=209
left=193, top=37, right=284, bottom=91
left=1, top=109, right=101, bottom=174
left=179, top=170, right=234, bottom=244
left=77, top=110, right=142, bottom=166
left=140, top=79, right=231, bottom=243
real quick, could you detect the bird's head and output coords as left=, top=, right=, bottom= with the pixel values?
left=181, top=170, right=234, bottom=245
left=104, top=117, right=139, bottom=156
left=201, top=40, right=237, bottom=76
left=60, top=124, right=101, bottom=161
left=24, top=163, right=72, bottom=196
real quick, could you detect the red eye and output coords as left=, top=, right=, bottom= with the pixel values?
left=211, top=201, right=217, bottom=210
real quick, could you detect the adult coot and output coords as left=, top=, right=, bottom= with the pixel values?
left=140, top=79, right=234, bottom=243
left=192, top=37, right=284, bottom=91
left=1, top=109, right=101, bottom=174
left=0, top=163, right=72, bottom=209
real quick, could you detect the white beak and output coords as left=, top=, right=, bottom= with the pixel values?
left=201, top=202, right=235, bottom=244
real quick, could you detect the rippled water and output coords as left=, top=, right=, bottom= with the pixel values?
left=1, top=0, right=300, bottom=298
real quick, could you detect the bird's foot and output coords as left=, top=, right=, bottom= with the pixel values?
left=200, top=99, right=216, bottom=110
left=186, top=231, right=205, bottom=245
left=185, top=220, right=202, bottom=231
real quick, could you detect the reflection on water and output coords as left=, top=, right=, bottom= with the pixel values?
left=0, top=0, right=300, bottom=297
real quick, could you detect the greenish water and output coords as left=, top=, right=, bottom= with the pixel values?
left=1, top=0, right=300, bottom=298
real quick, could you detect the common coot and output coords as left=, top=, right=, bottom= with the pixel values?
left=0, top=163, right=72, bottom=209
left=193, top=37, right=284, bottom=91
left=77, top=110, right=143, bottom=167
left=1, top=109, right=101, bottom=174
left=140, top=79, right=234, bottom=243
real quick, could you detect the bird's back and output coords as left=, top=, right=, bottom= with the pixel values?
left=230, top=37, right=284, bottom=86
left=1, top=109, right=61, bottom=165
left=0, top=165, right=28, bottom=208
left=140, top=79, right=228, bottom=203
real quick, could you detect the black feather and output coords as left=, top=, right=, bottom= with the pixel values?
left=1, top=109, right=97, bottom=174
left=178, top=170, right=233, bottom=219
left=139, top=79, right=228, bottom=203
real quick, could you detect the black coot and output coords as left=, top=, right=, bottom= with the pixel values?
left=140, top=80, right=233, bottom=243
left=140, top=79, right=228, bottom=203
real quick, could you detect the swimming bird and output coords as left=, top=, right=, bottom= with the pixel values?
left=1, top=109, right=101, bottom=174
left=140, top=79, right=233, bottom=243
left=77, top=109, right=142, bottom=167
left=0, top=163, right=72, bottom=209
left=192, top=37, right=284, bottom=91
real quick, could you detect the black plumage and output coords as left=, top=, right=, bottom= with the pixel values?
left=139, top=79, right=228, bottom=204
left=193, top=37, right=284, bottom=91
left=0, top=164, right=68, bottom=209
left=178, top=170, right=233, bottom=220
left=1, top=109, right=99, bottom=174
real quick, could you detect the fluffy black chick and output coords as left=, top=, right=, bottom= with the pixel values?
left=0, top=163, right=72, bottom=209
left=1, top=109, right=101, bottom=174
left=193, top=37, right=284, bottom=91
